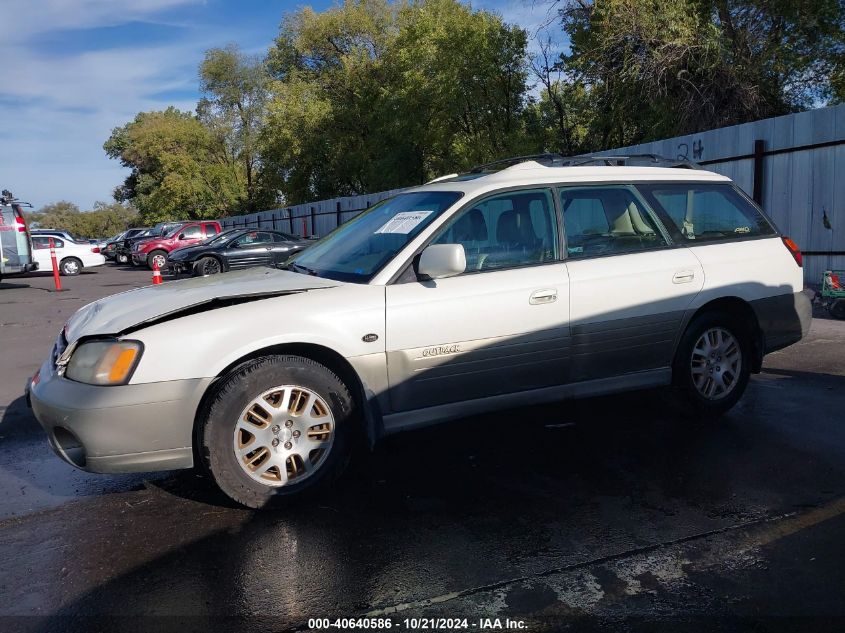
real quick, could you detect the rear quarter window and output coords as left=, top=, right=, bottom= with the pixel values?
left=638, top=183, right=775, bottom=243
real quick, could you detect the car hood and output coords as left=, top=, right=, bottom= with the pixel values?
left=168, top=244, right=213, bottom=260
left=64, top=266, right=340, bottom=342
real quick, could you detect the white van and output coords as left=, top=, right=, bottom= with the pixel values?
left=0, top=194, right=37, bottom=282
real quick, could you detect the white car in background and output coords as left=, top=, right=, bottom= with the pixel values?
left=31, top=235, right=105, bottom=275
left=27, top=154, right=812, bottom=508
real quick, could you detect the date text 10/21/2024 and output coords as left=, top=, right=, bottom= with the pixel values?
left=307, top=617, right=528, bottom=630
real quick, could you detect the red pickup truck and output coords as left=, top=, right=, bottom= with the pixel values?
left=132, top=220, right=222, bottom=270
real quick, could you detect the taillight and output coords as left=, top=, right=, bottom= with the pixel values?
left=12, top=205, right=26, bottom=233
left=92, top=246, right=100, bottom=253
left=782, top=236, right=802, bottom=267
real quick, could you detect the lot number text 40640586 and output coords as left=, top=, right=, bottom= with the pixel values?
left=308, top=617, right=528, bottom=630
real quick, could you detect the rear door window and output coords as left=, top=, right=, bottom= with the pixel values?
left=180, top=225, right=203, bottom=239
left=638, top=183, right=775, bottom=242
left=33, top=236, right=64, bottom=249
left=559, top=186, right=668, bottom=258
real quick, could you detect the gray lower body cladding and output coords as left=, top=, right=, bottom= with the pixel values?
left=750, top=290, right=812, bottom=354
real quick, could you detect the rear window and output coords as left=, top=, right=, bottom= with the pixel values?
left=33, top=236, right=64, bottom=248
left=638, top=183, right=775, bottom=243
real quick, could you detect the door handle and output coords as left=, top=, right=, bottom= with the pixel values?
left=529, top=289, right=557, bottom=305
left=672, top=270, right=695, bottom=284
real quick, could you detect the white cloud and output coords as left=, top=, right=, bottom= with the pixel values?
left=0, top=0, right=203, bottom=39
left=0, top=0, right=229, bottom=209
left=0, top=0, right=564, bottom=209
left=474, top=0, right=567, bottom=52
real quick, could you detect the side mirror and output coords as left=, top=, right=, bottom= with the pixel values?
left=178, top=233, right=189, bottom=240
left=417, top=244, right=466, bottom=280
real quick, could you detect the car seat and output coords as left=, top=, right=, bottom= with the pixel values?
left=449, top=208, right=488, bottom=269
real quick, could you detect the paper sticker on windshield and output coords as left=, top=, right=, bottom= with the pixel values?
left=375, top=211, right=433, bottom=234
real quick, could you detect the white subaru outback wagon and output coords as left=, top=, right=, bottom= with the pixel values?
left=28, top=155, right=812, bottom=508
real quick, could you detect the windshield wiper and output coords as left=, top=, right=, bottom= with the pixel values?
left=284, top=262, right=320, bottom=276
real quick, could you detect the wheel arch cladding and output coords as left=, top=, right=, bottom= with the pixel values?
left=199, top=254, right=225, bottom=270
left=683, top=297, right=763, bottom=372
left=192, top=343, right=380, bottom=465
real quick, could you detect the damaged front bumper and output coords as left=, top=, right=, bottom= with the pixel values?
left=27, top=356, right=212, bottom=473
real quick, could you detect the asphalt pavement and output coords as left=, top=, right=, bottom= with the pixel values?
left=1, top=265, right=844, bottom=632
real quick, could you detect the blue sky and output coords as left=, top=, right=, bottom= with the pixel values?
left=0, top=0, right=564, bottom=211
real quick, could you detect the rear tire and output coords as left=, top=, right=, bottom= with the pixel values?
left=828, top=299, right=845, bottom=320
left=672, top=310, right=751, bottom=416
left=59, top=257, right=82, bottom=276
left=201, top=355, right=355, bottom=509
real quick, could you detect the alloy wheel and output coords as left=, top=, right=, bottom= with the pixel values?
left=690, top=327, right=742, bottom=400
left=233, top=385, right=335, bottom=487
left=202, top=258, right=221, bottom=275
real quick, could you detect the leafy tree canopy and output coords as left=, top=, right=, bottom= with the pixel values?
left=198, top=45, right=277, bottom=213
left=26, top=200, right=139, bottom=239
left=262, top=0, right=538, bottom=204
left=556, top=0, right=845, bottom=147
left=104, top=106, right=249, bottom=222
left=102, top=0, right=845, bottom=214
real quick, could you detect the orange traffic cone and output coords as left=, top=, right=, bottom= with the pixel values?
left=151, top=259, right=163, bottom=285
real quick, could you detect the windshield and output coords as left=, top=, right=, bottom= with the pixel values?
left=163, top=224, right=188, bottom=238
left=204, top=229, right=240, bottom=245
left=288, top=191, right=462, bottom=282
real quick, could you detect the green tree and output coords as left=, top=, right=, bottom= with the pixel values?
left=198, top=45, right=276, bottom=212
left=557, top=0, right=845, bottom=147
left=26, top=201, right=139, bottom=238
left=104, top=107, right=247, bottom=222
left=262, top=0, right=537, bottom=204
left=528, top=38, right=594, bottom=155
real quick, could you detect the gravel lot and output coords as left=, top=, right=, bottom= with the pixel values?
left=1, top=264, right=844, bottom=632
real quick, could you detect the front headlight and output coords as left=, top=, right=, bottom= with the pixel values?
left=64, top=339, right=143, bottom=385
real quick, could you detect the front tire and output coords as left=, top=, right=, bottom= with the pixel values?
left=59, top=257, right=82, bottom=276
left=672, top=311, right=751, bottom=416
left=148, top=250, right=168, bottom=271
left=201, top=355, right=355, bottom=509
left=194, top=256, right=222, bottom=276
left=115, top=252, right=129, bottom=265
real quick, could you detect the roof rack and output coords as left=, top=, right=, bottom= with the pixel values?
left=1, top=189, right=32, bottom=207
left=465, top=152, right=701, bottom=174
left=468, top=153, right=566, bottom=173
left=551, top=154, right=702, bottom=169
